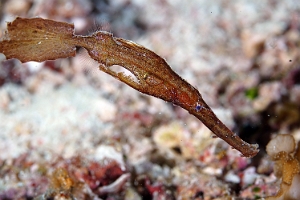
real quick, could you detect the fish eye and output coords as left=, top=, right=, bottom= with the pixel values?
left=195, top=104, right=202, bottom=112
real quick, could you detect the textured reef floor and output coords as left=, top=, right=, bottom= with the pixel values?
left=0, top=0, right=300, bottom=199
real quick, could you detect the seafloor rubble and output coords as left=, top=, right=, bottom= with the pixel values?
left=0, top=0, right=299, bottom=199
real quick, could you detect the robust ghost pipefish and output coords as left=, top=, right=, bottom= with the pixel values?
left=0, top=17, right=259, bottom=157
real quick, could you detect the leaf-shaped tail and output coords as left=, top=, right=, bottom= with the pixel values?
left=0, top=17, right=76, bottom=62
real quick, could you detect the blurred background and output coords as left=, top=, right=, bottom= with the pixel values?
left=0, top=0, right=299, bottom=199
